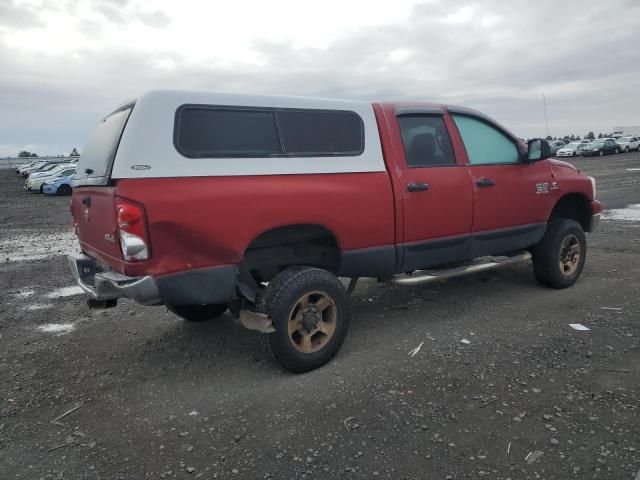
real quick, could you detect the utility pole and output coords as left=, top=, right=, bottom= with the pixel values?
left=542, top=93, right=549, bottom=138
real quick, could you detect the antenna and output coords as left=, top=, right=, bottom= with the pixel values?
left=542, top=93, right=549, bottom=138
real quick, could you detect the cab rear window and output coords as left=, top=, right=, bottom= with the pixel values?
left=174, top=105, right=364, bottom=158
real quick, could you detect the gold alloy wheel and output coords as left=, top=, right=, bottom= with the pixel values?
left=559, top=234, right=581, bottom=276
left=287, top=291, right=337, bottom=353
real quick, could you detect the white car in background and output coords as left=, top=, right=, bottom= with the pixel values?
left=18, top=160, right=47, bottom=175
left=25, top=165, right=77, bottom=193
left=616, top=136, right=640, bottom=152
left=556, top=141, right=585, bottom=157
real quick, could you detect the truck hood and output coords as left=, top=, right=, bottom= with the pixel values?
left=549, top=158, right=579, bottom=172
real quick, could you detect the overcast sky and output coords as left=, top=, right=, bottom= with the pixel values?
left=1, top=0, right=639, bottom=157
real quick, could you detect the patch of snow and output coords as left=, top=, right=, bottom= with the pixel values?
left=38, top=323, right=76, bottom=334
left=12, top=289, right=35, bottom=299
left=0, top=230, right=78, bottom=263
left=24, top=303, right=54, bottom=311
left=45, top=286, right=84, bottom=299
left=569, top=323, right=590, bottom=331
left=602, top=204, right=640, bottom=222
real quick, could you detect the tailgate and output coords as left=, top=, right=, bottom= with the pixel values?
left=72, top=186, right=124, bottom=271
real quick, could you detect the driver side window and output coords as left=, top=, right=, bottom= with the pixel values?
left=452, top=114, right=519, bottom=165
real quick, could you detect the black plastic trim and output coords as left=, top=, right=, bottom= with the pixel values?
left=339, top=246, right=397, bottom=278
left=400, top=235, right=472, bottom=272
left=156, top=265, right=239, bottom=306
left=396, top=107, right=444, bottom=116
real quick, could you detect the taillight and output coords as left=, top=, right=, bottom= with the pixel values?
left=116, top=199, right=149, bottom=261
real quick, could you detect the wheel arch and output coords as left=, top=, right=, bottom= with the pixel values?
left=242, top=223, right=343, bottom=283
left=548, top=193, right=592, bottom=232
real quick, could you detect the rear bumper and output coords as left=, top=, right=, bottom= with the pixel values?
left=67, top=253, right=162, bottom=306
left=67, top=253, right=239, bottom=307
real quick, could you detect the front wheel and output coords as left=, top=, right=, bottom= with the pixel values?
left=57, top=184, right=72, bottom=196
left=167, top=303, right=227, bottom=322
left=532, top=219, right=586, bottom=289
left=257, top=266, right=351, bottom=373
left=625, top=146, right=630, bottom=153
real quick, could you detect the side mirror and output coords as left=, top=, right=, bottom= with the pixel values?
left=526, top=138, right=550, bottom=162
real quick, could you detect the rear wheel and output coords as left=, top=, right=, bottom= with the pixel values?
left=625, top=146, right=630, bottom=153
left=167, top=303, right=227, bottom=322
left=257, top=266, right=350, bottom=373
left=532, top=219, right=586, bottom=289
left=57, top=184, right=72, bottom=195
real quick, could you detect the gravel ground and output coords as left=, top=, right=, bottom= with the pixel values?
left=1, top=154, right=639, bottom=480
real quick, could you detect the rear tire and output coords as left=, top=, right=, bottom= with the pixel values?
left=532, top=219, right=586, bottom=289
left=257, top=266, right=351, bottom=373
left=168, top=303, right=227, bottom=322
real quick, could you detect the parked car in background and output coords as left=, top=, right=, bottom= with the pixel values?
left=549, top=140, right=566, bottom=155
left=582, top=139, right=619, bottom=156
left=42, top=174, right=74, bottom=196
left=556, top=141, right=584, bottom=157
left=25, top=166, right=76, bottom=192
left=24, top=162, right=61, bottom=177
left=18, top=161, right=47, bottom=175
left=16, top=160, right=41, bottom=174
left=27, top=163, right=74, bottom=180
left=616, top=136, right=640, bottom=152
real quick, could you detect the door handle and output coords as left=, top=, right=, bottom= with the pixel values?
left=81, top=196, right=91, bottom=207
left=407, top=182, right=429, bottom=192
left=476, top=178, right=495, bottom=188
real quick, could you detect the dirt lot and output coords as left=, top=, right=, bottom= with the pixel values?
left=1, top=154, right=639, bottom=480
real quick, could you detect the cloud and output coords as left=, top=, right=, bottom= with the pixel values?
left=0, top=0, right=639, bottom=155
left=0, top=0, right=43, bottom=29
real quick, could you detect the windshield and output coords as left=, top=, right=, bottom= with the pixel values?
left=568, top=142, right=580, bottom=147
left=592, top=140, right=604, bottom=146
left=74, top=106, right=132, bottom=186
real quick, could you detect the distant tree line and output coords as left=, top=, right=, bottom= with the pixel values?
left=544, top=131, right=618, bottom=143
left=16, top=148, right=80, bottom=158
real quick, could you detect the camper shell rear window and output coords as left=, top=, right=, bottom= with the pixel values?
left=72, top=104, right=133, bottom=187
left=174, top=105, right=364, bottom=158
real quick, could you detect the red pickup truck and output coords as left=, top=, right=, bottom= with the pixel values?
left=68, top=90, right=601, bottom=372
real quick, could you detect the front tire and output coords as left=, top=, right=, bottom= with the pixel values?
left=167, top=303, right=227, bottom=322
left=57, top=184, right=72, bottom=196
left=532, top=219, right=586, bottom=289
left=625, top=146, right=630, bottom=153
left=257, top=266, right=351, bottom=373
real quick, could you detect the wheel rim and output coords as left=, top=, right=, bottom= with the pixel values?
left=559, top=234, right=581, bottom=276
left=287, top=291, right=337, bottom=353
left=599, top=150, right=604, bottom=156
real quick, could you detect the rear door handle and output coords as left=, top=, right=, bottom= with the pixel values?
left=476, top=178, right=495, bottom=188
left=407, top=182, right=429, bottom=192
left=81, top=196, right=91, bottom=207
